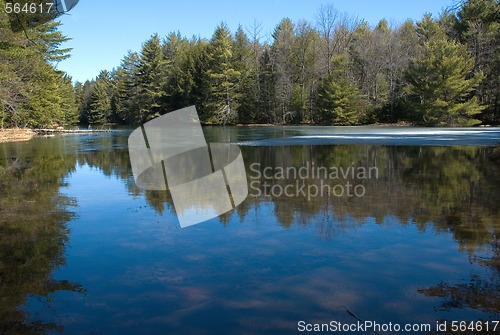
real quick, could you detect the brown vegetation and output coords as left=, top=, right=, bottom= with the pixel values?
left=0, top=129, right=35, bottom=143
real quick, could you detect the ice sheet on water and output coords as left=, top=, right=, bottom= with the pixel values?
left=235, top=127, right=500, bottom=146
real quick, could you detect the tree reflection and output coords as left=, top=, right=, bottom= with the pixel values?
left=76, top=134, right=500, bottom=321
left=241, top=144, right=500, bottom=321
left=418, top=238, right=500, bottom=330
left=2, top=130, right=498, bottom=334
left=243, top=145, right=499, bottom=248
left=20, top=131, right=497, bottom=330
left=0, top=139, right=84, bottom=334
left=103, top=140, right=498, bottom=257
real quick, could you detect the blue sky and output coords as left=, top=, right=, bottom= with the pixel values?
left=57, top=0, right=456, bottom=83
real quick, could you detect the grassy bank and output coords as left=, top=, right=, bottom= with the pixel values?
left=0, top=129, right=35, bottom=143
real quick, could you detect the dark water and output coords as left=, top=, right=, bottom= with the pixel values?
left=0, top=127, right=499, bottom=334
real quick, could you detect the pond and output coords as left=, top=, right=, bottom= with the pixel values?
left=0, top=126, right=499, bottom=334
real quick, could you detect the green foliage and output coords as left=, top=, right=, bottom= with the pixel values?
left=59, top=74, right=78, bottom=125
left=113, top=51, right=140, bottom=124
left=316, top=54, right=362, bottom=125
left=405, top=18, right=485, bottom=126
left=271, top=18, right=296, bottom=123
left=291, top=22, right=320, bottom=123
left=163, top=32, right=192, bottom=111
left=87, top=70, right=112, bottom=124
left=204, top=23, right=241, bottom=124
left=74, top=0, right=499, bottom=127
left=455, top=0, right=500, bottom=124
left=75, top=80, right=94, bottom=124
left=30, top=20, right=72, bottom=63
left=257, top=48, right=276, bottom=123
left=232, top=25, right=258, bottom=124
left=0, top=140, right=83, bottom=333
left=0, top=0, right=77, bottom=129
left=136, top=34, right=170, bottom=123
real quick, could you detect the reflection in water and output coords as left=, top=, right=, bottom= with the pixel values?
left=0, top=127, right=499, bottom=334
left=238, top=144, right=497, bottom=243
left=241, top=143, right=500, bottom=332
left=0, top=138, right=84, bottom=334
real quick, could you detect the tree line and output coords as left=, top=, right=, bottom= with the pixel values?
left=1, top=0, right=499, bottom=128
left=0, top=0, right=78, bottom=128
left=77, top=0, right=500, bottom=127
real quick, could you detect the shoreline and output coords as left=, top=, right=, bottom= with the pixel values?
left=1, top=124, right=498, bottom=143
left=0, top=129, right=36, bottom=143
left=0, top=128, right=110, bottom=143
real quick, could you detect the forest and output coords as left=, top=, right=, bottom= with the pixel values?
left=1, top=0, right=499, bottom=128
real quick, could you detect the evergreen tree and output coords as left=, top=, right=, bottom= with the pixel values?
left=271, top=18, right=296, bottom=123
left=136, top=34, right=169, bottom=123
left=0, top=38, right=32, bottom=127
left=292, top=21, right=320, bottom=123
left=388, top=20, right=419, bottom=122
left=187, top=38, right=210, bottom=119
left=232, top=26, right=256, bottom=124
left=316, top=54, right=362, bottom=125
left=163, top=32, right=197, bottom=112
left=114, top=51, right=140, bottom=124
left=27, top=62, right=64, bottom=127
left=455, top=0, right=500, bottom=124
left=25, top=63, right=77, bottom=128
left=107, top=69, right=121, bottom=124
left=405, top=17, right=485, bottom=126
left=88, top=71, right=112, bottom=124
left=59, top=74, right=79, bottom=126
left=205, top=23, right=241, bottom=124
left=257, top=48, right=276, bottom=123
left=2, top=0, right=492, bottom=129
left=31, top=20, right=72, bottom=64
left=0, top=0, right=77, bottom=128
left=76, top=80, right=94, bottom=125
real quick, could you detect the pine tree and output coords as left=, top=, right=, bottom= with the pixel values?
left=316, top=54, right=361, bottom=125
left=257, top=48, right=276, bottom=123
left=271, top=18, right=296, bottom=123
left=112, top=51, right=140, bottom=124
left=187, top=38, right=210, bottom=119
left=31, top=20, right=72, bottom=64
left=136, top=34, right=169, bottom=123
left=292, top=21, right=320, bottom=124
left=0, top=41, right=32, bottom=127
left=0, top=0, right=76, bottom=128
left=58, top=73, right=78, bottom=126
left=76, top=80, right=94, bottom=125
left=205, top=23, right=241, bottom=125
left=27, top=62, right=63, bottom=127
left=455, top=0, right=500, bottom=124
left=232, top=26, right=256, bottom=124
left=88, top=71, right=112, bottom=124
left=163, top=32, right=197, bottom=112
left=405, top=17, right=485, bottom=126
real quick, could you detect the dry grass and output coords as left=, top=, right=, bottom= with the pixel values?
left=0, top=129, right=35, bottom=143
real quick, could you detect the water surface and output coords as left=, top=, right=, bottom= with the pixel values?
left=0, top=127, right=499, bottom=334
